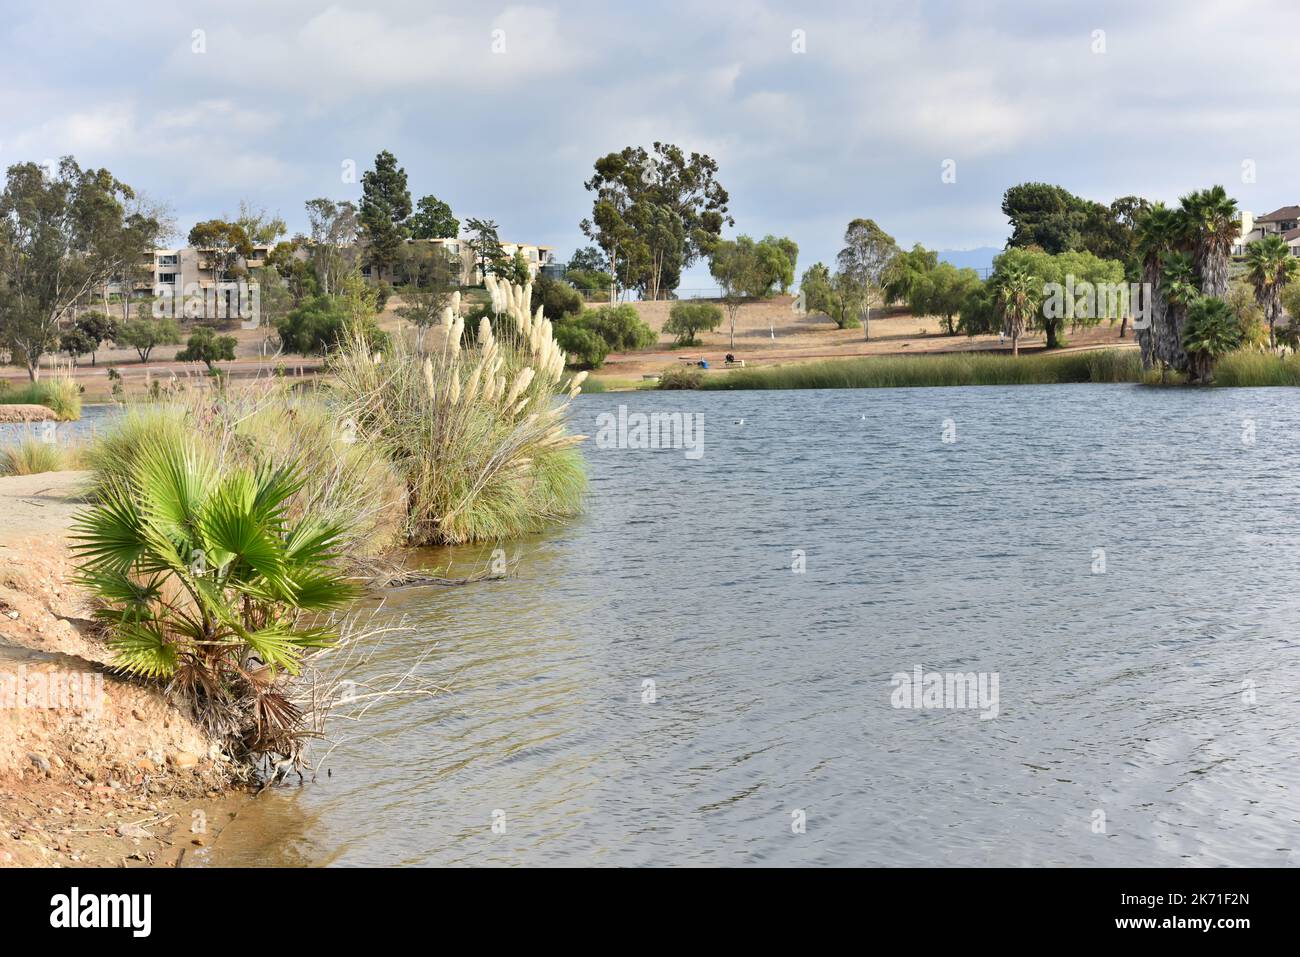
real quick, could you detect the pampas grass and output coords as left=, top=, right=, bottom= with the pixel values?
left=333, top=276, right=588, bottom=545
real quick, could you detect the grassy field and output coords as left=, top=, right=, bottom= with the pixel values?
left=696, top=349, right=1144, bottom=390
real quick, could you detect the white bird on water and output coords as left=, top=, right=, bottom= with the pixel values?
left=735, top=418, right=745, bottom=425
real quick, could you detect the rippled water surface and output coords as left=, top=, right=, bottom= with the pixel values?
left=210, top=384, right=1300, bottom=866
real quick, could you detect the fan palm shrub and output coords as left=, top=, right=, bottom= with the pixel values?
left=1182, top=297, right=1241, bottom=383
left=71, top=437, right=361, bottom=758
left=333, top=274, right=588, bottom=545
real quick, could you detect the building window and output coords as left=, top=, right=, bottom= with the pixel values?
left=159, top=272, right=177, bottom=283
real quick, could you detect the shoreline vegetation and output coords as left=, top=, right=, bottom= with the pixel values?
left=0, top=373, right=81, bottom=421
left=657, top=347, right=1300, bottom=391
left=0, top=277, right=588, bottom=865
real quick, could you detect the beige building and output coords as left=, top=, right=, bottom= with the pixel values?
left=360, top=237, right=557, bottom=286
left=1234, top=206, right=1300, bottom=257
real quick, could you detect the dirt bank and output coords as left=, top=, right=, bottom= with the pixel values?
left=0, top=471, right=243, bottom=867
left=0, top=405, right=56, bottom=424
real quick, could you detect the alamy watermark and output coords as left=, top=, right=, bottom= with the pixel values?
left=1, top=666, right=104, bottom=718
left=153, top=281, right=260, bottom=328
left=1042, top=275, right=1152, bottom=329
left=890, top=665, right=999, bottom=720
left=594, top=404, right=704, bottom=460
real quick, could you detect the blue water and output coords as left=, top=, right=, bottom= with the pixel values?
left=196, top=384, right=1300, bottom=865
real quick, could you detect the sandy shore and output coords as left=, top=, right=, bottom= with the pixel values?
left=0, top=471, right=242, bottom=867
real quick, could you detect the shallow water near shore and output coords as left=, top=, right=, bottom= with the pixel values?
left=200, top=383, right=1300, bottom=866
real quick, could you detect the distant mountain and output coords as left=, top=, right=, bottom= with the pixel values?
left=937, top=247, right=1001, bottom=276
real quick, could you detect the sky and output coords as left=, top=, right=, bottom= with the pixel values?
left=3, top=0, right=1298, bottom=287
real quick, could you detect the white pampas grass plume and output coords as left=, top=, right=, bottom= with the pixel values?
left=503, top=367, right=535, bottom=409
left=423, top=357, right=435, bottom=399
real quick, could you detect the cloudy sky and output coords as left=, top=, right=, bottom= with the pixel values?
left=3, top=0, right=1297, bottom=285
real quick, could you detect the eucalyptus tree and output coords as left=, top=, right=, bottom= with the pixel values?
left=581, top=142, right=732, bottom=300
left=837, top=218, right=899, bottom=341
left=0, top=157, right=160, bottom=380
left=304, top=198, right=359, bottom=297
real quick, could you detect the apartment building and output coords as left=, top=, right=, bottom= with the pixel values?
left=105, top=233, right=556, bottom=320
left=360, top=237, right=557, bottom=286
left=1234, top=206, right=1300, bottom=257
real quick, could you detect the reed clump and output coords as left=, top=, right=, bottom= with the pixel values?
left=333, top=277, right=588, bottom=545
left=695, top=349, right=1144, bottom=390
left=0, top=436, right=80, bottom=475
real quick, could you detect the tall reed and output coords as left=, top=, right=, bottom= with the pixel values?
left=696, top=349, right=1144, bottom=390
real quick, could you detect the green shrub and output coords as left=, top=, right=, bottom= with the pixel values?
left=83, top=387, right=405, bottom=564
left=657, top=365, right=705, bottom=390
left=581, top=304, right=657, bottom=351
left=665, top=301, right=722, bottom=345
left=554, top=322, right=609, bottom=369
left=277, top=295, right=387, bottom=357
left=530, top=275, right=584, bottom=321
left=176, top=325, right=238, bottom=371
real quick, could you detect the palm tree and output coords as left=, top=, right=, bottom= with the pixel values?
left=1244, top=234, right=1300, bottom=349
left=995, top=267, right=1038, bottom=356
left=1159, top=250, right=1199, bottom=377
left=1134, top=203, right=1183, bottom=370
left=1182, top=296, right=1242, bottom=384
left=70, top=436, right=358, bottom=756
left=1180, top=185, right=1239, bottom=298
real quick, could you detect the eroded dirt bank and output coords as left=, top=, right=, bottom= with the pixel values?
left=0, top=471, right=244, bottom=867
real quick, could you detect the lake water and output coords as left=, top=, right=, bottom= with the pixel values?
left=194, top=384, right=1300, bottom=866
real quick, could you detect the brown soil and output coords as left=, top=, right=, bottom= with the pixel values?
left=587, top=295, right=1138, bottom=382
left=0, top=406, right=57, bottom=424
left=0, top=471, right=244, bottom=868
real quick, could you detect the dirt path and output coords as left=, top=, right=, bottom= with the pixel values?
left=0, top=471, right=242, bottom=867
